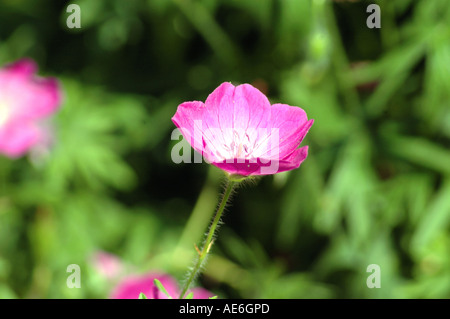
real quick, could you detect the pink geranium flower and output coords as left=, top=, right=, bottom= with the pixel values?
left=110, top=272, right=213, bottom=299
left=0, top=59, right=62, bottom=158
left=90, top=251, right=125, bottom=280
left=172, top=82, right=313, bottom=177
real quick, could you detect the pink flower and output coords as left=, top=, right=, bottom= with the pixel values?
left=89, top=251, right=125, bottom=280
left=172, top=82, right=313, bottom=177
left=110, top=272, right=214, bottom=299
left=0, top=59, right=62, bottom=158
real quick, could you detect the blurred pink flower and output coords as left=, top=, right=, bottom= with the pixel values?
left=90, top=251, right=125, bottom=280
left=172, top=82, right=313, bottom=176
left=0, top=58, right=62, bottom=158
left=110, top=272, right=214, bottom=299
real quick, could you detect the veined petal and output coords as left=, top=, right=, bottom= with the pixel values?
left=205, top=82, right=236, bottom=111
left=233, top=84, right=271, bottom=131
left=204, top=82, right=272, bottom=139
left=277, top=145, right=309, bottom=173
left=172, top=101, right=206, bottom=154
left=172, top=101, right=225, bottom=162
left=204, top=82, right=235, bottom=144
left=212, top=160, right=265, bottom=176
left=211, top=146, right=308, bottom=176
left=232, top=84, right=272, bottom=148
left=254, top=103, right=313, bottom=159
left=205, top=83, right=271, bottom=129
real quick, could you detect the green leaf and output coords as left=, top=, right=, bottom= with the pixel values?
left=184, top=292, right=194, bottom=299
left=386, top=135, right=450, bottom=175
left=209, top=296, right=218, bottom=299
left=154, top=279, right=172, bottom=299
left=410, top=178, right=450, bottom=257
left=138, top=292, right=147, bottom=299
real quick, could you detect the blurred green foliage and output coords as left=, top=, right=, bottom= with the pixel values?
left=0, top=0, right=449, bottom=299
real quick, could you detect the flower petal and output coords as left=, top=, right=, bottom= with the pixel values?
left=277, top=145, right=309, bottom=173
left=0, top=120, right=41, bottom=158
left=110, top=273, right=179, bottom=299
left=232, top=84, right=272, bottom=131
left=254, top=104, right=313, bottom=159
left=4, top=58, right=38, bottom=77
left=30, top=77, right=62, bottom=118
left=211, top=146, right=308, bottom=176
left=172, top=101, right=228, bottom=162
left=212, top=160, right=263, bottom=176
left=231, top=84, right=272, bottom=150
left=0, top=59, right=62, bottom=120
left=190, top=287, right=215, bottom=299
left=205, top=82, right=271, bottom=137
left=172, top=101, right=206, bottom=154
left=204, top=82, right=236, bottom=146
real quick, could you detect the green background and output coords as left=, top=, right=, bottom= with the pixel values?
left=0, top=0, right=449, bottom=298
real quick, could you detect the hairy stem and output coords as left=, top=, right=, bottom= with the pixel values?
left=179, top=179, right=236, bottom=299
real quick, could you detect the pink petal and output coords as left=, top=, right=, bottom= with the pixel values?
left=255, top=104, right=313, bottom=159
left=172, top=100, right=225, bottom=162
left=109, top=272, right=214, bottom=299
left=0, top=120, right=41, bottom=158
left=212, top=160, right=265, bottom=176
left=277, top=145, right=309, bottom=173
left=90, top=251, right=124, bottom=279
left=28, top=77, right=62, bottom=118
left=234, top=84, right=272, bottom=130
left=172, top=101, right=205, bottom=153
left=4, top=58, right=38, bottom=77
left=0, top=72, right=62, bottom=121
left=110, top=273, right=179, bottom=299
left=205, top=82, right=272, bottom=131
left=211, top=146, right=308, bottom=176
left=190, top=287, right=215, bottom=299
left=204, top=83, right=272, bottom=151
left=205, top=82, right=236, bottom=111
left=171, top=100, right=229, bottom=163
left=204, top=82, right=236, bottom=149
left=229, top=84, right=272, bottom=150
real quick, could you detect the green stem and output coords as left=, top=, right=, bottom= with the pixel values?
left=179, top=179, right=236, bottom=299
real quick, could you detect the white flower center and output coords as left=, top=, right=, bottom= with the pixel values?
left=223, top=129, right=253, bottom=159
left=219, top=128, right=275, bottom=161
left=202, top=125, right=278, bottom=163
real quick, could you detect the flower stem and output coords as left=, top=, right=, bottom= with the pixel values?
left=179, top=179, right=236, bottom=299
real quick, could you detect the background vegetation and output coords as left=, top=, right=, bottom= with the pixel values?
left=0, top=0, right=449, bottom=298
